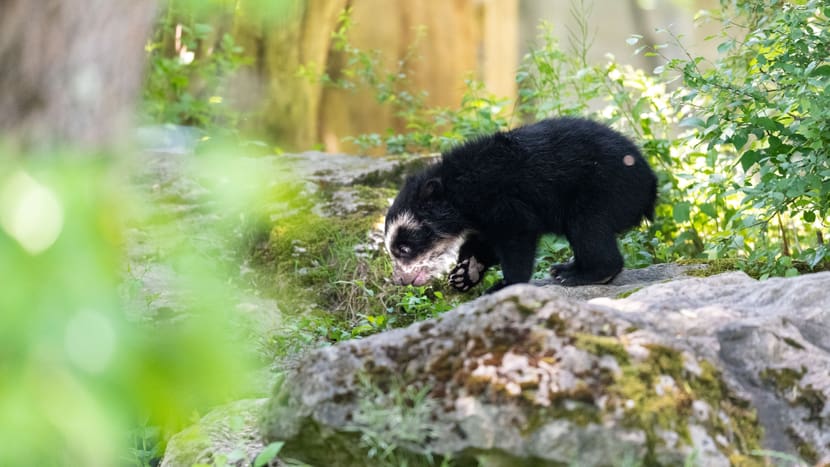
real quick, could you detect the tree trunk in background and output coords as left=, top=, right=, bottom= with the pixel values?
left=233, top=0, right=348, bottom=151
left=0, top=0, right=157, bottom=153
left=320, top=0, right=519, bottom=153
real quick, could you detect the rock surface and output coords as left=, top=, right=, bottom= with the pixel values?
left=252, top=271, right=829, bottom=466
left=160, top=399, right=269, bottom=467
left=533, top=262, right=706, bottom=302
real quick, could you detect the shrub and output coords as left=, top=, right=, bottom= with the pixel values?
left=141, top=0, right=250, bottom=131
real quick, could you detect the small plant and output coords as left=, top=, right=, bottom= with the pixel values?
left=253, top=441, right=286, bottom=467
left=142, top=0, right=250, bottom=131
left=126, top=423, right=163, bottom=467
left=302, top=8, right=510, bottom=155
left=396, top=286, right=454, bottom=320
left=349, top=375, right=450, bottom=466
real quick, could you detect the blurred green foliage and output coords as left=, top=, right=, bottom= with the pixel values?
left=141, top=0, right=251, bottom=131
left=0, top=154, right=260, bottom=466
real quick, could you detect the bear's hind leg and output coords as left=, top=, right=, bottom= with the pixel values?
left=550, top=259, right=576, bottom=278
left=557, top=223, right=623, bottom=287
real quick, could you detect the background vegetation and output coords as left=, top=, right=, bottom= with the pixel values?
left=299, top=0, right=830, bottom=279
left=1, top=0, right=827, bottom=465
left=140, top=0, right=830, bottom=278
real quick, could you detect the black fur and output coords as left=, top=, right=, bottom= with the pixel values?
left=385, top=117, right=657, bottom=292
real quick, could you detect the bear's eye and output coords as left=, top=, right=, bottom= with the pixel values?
left=397, top=244, right=412, bottom=257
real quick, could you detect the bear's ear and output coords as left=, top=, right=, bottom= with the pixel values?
left=419, top=177, right=442, bottom=201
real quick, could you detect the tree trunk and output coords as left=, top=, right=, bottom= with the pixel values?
left=0, top=0, right=157, bottom=153
left=232, top=0, right=348, bottom=151
left=319, top=0, right=519, bottom=154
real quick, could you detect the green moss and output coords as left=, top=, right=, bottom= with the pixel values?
left=759, top=367, right=806, bottom=394
left=679, top=258, right=824, bottom=280
left=514, top=297, right=543, bottom=315
left=522, top=400, right=601, bottom=435
left=252, top=175, right=471, bottom=353
left=257, top=181, right=466, bottom=337
left=609, top=345, right=691, bottom=461
left=545, top=312, right=567, bottom=334
left=679, top=258, right=739, bottom=277
left=615, top=286, right=643, bottom=299
left=760, top=366, right=826, bottom=440
left=516, top=337, right=761, bottom=464
left=277, top=419, right=374, bottom=467
left=785, top=427, right=819, bottom=465
left=573, top=333, right=630, bottom=364
left=591, top=343, right=764, bottom=465
left=350, top=155, right=437, bottom=188
left=248, top=183, right=400, bottom=357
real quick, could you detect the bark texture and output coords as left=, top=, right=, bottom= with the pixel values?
left=0, top=0, right=157, bottom=152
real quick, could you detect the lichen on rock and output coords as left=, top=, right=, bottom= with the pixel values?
left=259, top=282, right=775, bottom=466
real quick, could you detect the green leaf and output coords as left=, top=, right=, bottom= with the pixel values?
left=754, top=117, right=780, bottom=132
left=811, top=64, right=830, bottom=77
left=700, top=203, right=718, bottom=219
left=731, top=132, right=748, bottom=151
left=626, top=35, right=642, bottom=46
left=717, top=39, right=734, bottom=54
left=803, top=211, right=816, bottom=223
left=254, top=442, right=285, bottom=467
left=739, top=150, right=761, bottom=171
left=351, top=324, right=374, bottom=335
left=784, top=268, right=799, bottom=278
left=678, top=117, right=705, bottom=129
left=673, top=202, right=691, bottom=222
left=809, top=248, right=826, bottom=268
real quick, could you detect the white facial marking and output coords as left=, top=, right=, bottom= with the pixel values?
left=391, top=234, right=465, bottom=285
left=384, top=211, right=420, bottom=254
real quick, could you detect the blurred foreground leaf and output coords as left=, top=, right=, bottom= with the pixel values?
left=0, top=153, right=256, bottom=466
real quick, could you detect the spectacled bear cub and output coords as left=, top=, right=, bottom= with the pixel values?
left=384, top=117, right=657, bottom=293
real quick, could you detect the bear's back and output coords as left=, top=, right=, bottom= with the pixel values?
left=441, top=118, right=656, bottom=234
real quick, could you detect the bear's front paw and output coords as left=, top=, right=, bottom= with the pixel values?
left=448, top=257, right=486, bottom=292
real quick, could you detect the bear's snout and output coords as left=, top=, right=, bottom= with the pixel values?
left=392, top=268, right=429, bottom=286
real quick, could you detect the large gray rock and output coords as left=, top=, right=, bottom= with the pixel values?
left=594, top=271, right=830, bottom=463
left=254, top=271, right=829, bottom=466
left=533, top=262, right=705, bottom=302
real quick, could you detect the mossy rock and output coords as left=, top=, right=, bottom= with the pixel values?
left=259, top=284, right=773, bottom=466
